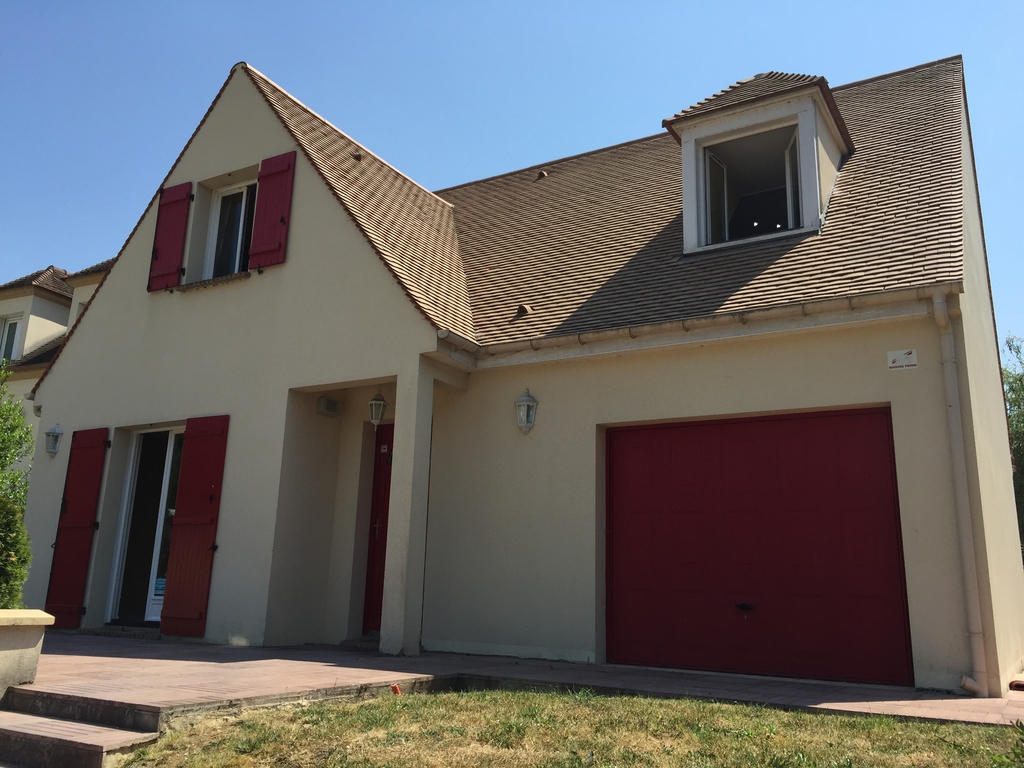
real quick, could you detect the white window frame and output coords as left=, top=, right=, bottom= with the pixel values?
left=678, top=97, right=825, bottom=255
left=105, top=426, right=185, bottom=625
left=202, top=182, right=257, bottom=281
left=1, top=315, right=23, bottom=362
left=698, top=121, right=805, bottom=248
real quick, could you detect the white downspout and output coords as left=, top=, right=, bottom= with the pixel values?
left=932, top=289, right=989, bottom=697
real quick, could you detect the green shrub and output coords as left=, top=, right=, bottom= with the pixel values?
left=0, top=496, right=31, bottom=609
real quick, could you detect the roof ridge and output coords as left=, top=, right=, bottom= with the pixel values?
left=832, top=54, right=963, bottom=92
left=240, top=63, right=453, bottom=209
left=434, top=133, right=668, bottom=194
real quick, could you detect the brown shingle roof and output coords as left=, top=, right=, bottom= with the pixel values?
left=242, top=65, right=476, bottom=339
left=438, top=56, right=965, bottom=345
left=0, top=266, right=72, bottom=299
left=662, top=71, right=854, bottom=154
left=68, top=259, right=115, bottom=280
left=666, top=71, right=820, bottom=121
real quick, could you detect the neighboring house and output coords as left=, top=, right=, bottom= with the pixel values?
left=1, top=266, right=73, bottom=440
left=2, top=262, right=112, bottom=440
left=21, top=56, right=1024, bottom=698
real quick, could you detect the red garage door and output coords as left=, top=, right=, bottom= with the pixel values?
left=606, top=407, right=913, bottom=686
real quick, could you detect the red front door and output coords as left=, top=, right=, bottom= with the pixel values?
left=606, top=407, right=914, bottom=686
left=362, top=424, right=394, bottom=634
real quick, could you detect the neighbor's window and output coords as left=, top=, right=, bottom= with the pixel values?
left=203, top=182, right=258, bottom=280
left=705, top=125, right=801, bottom=245
left=0, top=317, right=20, bottom=362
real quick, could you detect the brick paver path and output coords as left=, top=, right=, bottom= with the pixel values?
left=27, top=633, right=1024, bottom=726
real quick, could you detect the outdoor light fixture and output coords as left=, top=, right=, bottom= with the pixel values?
left=44, top=424, right=63, bottom=457
left=369, top=391, right=388, bottom=429
left=515, top=390, right=538, bottom=435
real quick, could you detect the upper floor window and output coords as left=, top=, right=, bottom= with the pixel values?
left=704, top=125, right=801, bottom=245
left=204, top=182, right=258, bottom=280
left=1, top=316, right=20, bottom=362
left=147, top=151, right=296, bottom=292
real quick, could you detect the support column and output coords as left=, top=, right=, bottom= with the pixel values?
left=379, top=358, right=434, bottom=655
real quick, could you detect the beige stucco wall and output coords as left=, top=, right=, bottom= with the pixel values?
left=69, top=282, right=100, bottom=322
left=422, top=316, right=976, bottom=690
left=953, top=96, right=1024, bottom=694
left=24, top=295, right=69, bottom=355
left=22, top=67, right=437, bottom=645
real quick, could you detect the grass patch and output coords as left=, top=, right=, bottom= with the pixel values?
left=123, top=689, right=1021, bottom=767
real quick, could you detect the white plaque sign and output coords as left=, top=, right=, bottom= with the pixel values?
left=888, top=349, right=918, bottom=370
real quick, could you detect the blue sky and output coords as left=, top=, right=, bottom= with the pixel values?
left=1, top=1, right=1021, bottom=342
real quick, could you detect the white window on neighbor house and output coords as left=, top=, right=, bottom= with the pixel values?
left=703, top=125, right=802, bottom=246
left=202, top=182, right=258, bottom=281
left=1, top=316, right=21, bottom=362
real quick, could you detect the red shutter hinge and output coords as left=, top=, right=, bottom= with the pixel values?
left=93, top=521, right=99, bottom=531
left=152, top=248, right=158, bottom=261
left=81, top=606, right=87, bottom=616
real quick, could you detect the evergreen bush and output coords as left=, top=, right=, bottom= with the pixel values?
left=0, top=496, right=30, bottom=609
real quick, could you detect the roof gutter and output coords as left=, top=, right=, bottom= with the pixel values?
left=438, top=283, right=962, bottom=365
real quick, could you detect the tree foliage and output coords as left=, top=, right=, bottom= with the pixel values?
left=0, top=496, right=31, bottom=608
left=1005, top=336, right=1024, bottom=545
left=0, top=365, right=33, bottom=608
left=0, top=365, right=33, bottom=508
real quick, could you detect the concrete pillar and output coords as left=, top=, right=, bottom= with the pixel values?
left=379, top=358, right=435, bottom=655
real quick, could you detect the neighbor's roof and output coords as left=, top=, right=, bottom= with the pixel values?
left=67, top=259, right=115, bottom=281
left=11, top=333, right=65, bottom=369
left=0, top=266, right=72, bottom=299
left=437, top=56, right=965, bottom=345
left=243, top=65, right=477, bottom=340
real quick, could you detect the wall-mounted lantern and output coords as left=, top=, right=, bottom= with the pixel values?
left=45, top=424, right=63, bottom=457
left=515, top=390, right=538, bottom=435
left=369, top=391, right=388, bottom=429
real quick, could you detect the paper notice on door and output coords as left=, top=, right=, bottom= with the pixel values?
left=888, top=349, right=918, bottom=370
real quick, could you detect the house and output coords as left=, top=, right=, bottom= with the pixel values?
left=1, top=262, right=112, bottom=440
left=20, top=55, right=1024, bottom=697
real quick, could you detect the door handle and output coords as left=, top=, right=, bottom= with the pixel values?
left=735, top=603, right=754, bottom=612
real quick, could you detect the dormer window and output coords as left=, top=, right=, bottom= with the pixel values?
left=1, top=316, right=20, bottom=362
left=664, top=72, right=854, bottom=256
left=704, top=125, right=801, bottom=245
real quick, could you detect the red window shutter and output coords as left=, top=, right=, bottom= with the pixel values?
left=247, top=151, right=296, bottom=270
left=44, top=428, right=109, bottom=628
left=160, top=415, right=229, bottom=638
left=148, top=181, right=192, bottom=292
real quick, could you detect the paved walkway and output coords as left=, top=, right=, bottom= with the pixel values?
left=24, top=633, right=1024, bottom=727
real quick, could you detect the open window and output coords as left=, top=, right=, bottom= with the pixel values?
left=704, top=125, right=802, bottom=246
left=1, top=316, right=21, bottom=362
left=203, top=182, right=258, bottom=280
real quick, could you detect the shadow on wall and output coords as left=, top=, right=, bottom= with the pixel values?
left=550, top=213, right=808, bottom=338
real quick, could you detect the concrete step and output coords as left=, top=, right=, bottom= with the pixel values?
left=0, top=711, right=156, bottom=768
left=2, top=687, right=160, bottom=733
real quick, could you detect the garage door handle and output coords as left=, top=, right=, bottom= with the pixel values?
left=735, top=603, right=754, bottom=612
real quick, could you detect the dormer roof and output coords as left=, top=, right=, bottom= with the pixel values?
left=662, top=71, right=855, bottom=154
left=0, top=265, right=72, bottom=300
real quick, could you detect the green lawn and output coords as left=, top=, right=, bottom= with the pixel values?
left=124, top=689, right=1023, bottom=767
